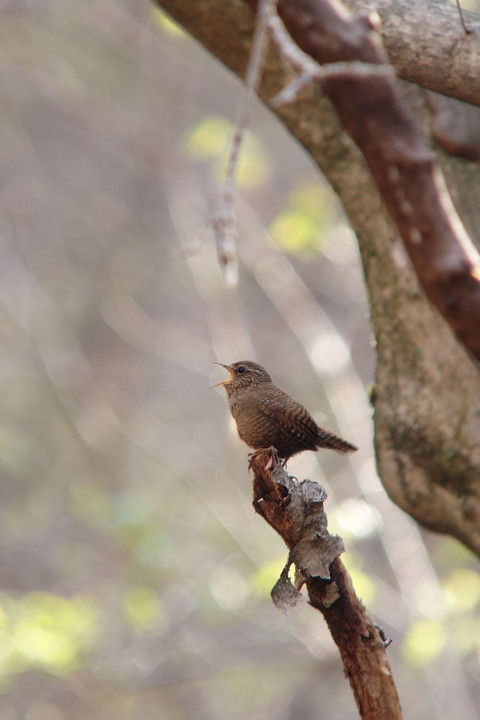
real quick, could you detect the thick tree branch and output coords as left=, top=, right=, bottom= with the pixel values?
left=250, top=0, right=480, bottom=107
left=274, top=0, right=480, bottom=363
left=250, top=448, right=402, bottom=720
left=343, top=0, right=480, bottom=109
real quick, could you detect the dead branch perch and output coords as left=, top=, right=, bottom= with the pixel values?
left=250, top=448, right=402, bottom=720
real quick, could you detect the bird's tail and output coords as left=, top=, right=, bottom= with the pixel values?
left=316, top=429, right=357, bottom=454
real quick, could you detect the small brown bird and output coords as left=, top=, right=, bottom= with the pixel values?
left=213, top=360, right=357, bottom=460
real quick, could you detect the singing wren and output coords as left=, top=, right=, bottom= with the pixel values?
left=213, top=360, right=357, bottom=460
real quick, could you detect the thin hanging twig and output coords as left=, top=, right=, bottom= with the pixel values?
left=213, top=0, right=275, bottom=287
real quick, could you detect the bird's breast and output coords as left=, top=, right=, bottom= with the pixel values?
left=228, top=390, right=279, bottom=450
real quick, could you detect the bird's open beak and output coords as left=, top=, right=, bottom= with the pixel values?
left=210, top=362, right=234, bottom=388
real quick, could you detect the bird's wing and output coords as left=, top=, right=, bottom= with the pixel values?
left=256, top=392, right=319, bottom=442
left=256, top=392, right=357, bottom=454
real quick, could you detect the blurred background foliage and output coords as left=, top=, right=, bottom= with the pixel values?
left=0, top=0, right=479, bottom=718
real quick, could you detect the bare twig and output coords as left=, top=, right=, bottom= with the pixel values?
left=267, top=5, right=393, bottom=107
left=250, top=448, right=403, bottom=720
left=213, top=0, right=274, bottom=287
left=270, top=59, right=393, bottom=107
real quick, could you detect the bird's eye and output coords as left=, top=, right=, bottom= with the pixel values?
left=237, top=366, right=245, bottom=374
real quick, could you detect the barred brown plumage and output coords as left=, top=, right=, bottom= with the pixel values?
left=213, top=360, right=357, bottom=460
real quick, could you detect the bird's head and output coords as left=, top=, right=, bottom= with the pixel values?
left=211, top=361, right=272, bottom=393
